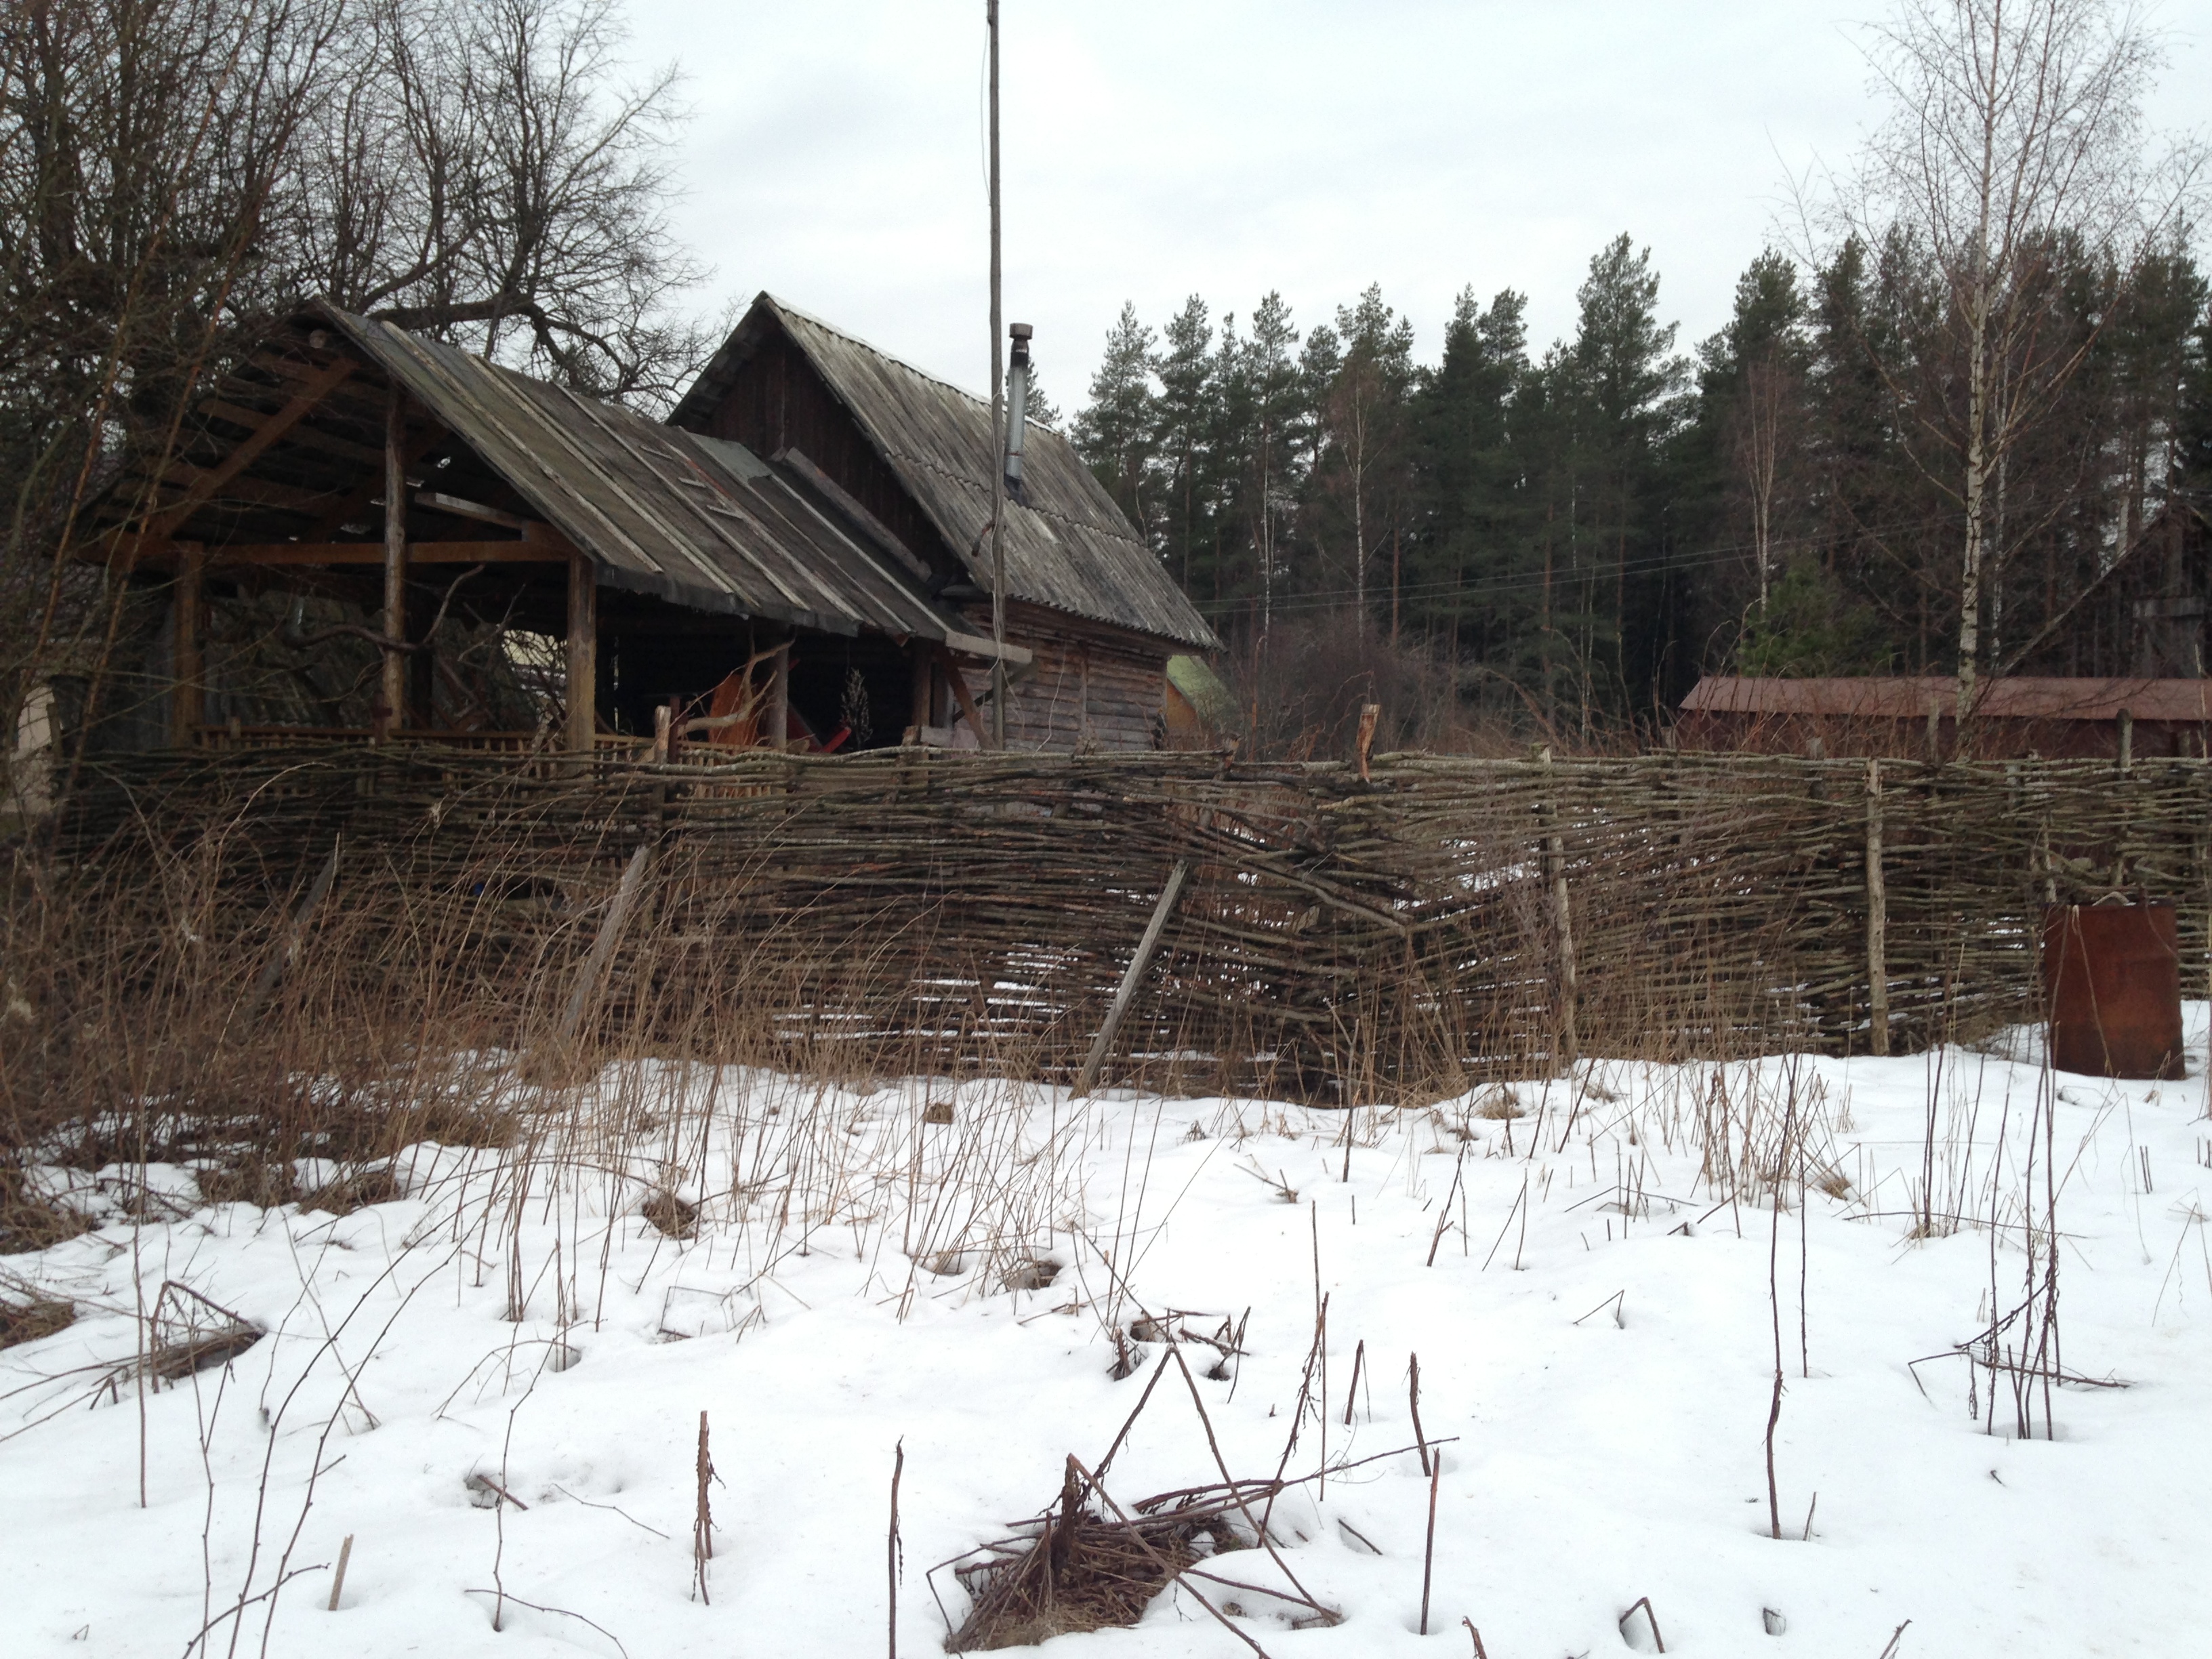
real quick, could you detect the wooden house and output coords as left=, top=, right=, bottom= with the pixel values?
left=667, top=294, right=1217, bottom=750
left=75, top=295, right=1214, bottom=759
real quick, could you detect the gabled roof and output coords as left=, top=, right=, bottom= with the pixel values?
left=670, top=294, right=1219, bottom=652
left=95, top=302, right=1006, bottom=653
left=1682, top=676, right=2212, bottom=722
left=310, top=304, right=968, bottom=643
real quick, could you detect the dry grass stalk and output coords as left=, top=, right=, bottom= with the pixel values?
left=0, top=1277, right=75, bottom=1349
left=693, top=1410, right=715, bottom=1603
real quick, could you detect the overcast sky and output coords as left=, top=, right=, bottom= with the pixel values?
left=623, top=0, right=2211, bottom=410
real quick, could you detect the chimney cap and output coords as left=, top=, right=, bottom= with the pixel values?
left=1008, top=321, right=1034, bottom=341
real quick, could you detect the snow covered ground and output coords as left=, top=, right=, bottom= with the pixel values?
left=5, top=1009, right=2210, bottom=1658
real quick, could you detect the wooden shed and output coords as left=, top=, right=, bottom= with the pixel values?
left=669, top=294, right=1219, bottom=751
left=75, top=296, right=1211, bottom=759
left=1677, top=675, right=2212, bottom=760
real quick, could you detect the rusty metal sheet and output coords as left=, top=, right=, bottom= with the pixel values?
left=2042, top=902, right=2186, bottom=1080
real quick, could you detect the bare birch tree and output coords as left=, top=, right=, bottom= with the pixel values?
left=1826, top=0, right=2204, bottom=719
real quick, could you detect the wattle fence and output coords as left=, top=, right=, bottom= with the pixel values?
left=36, top=744, right=2212, bottom=1098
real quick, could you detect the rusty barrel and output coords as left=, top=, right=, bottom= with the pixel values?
left=2041, top=902, right=2185, bottom=1080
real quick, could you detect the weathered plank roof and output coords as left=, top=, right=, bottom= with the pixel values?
left=670, top=294, right=1220, bottom=652
left=310, top=304, right=967, bottom=643
left=1682, top=676, right=2212, bottom=722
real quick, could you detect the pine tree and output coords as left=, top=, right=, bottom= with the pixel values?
left=1071, top=302, right=1157, bottom=535
left=1406, top=288, right=1534, bottom=682
left=1307, top=285, right=1416, bottom=640
left=1153, top=296, right=1216, bottom=594
left=1563, top=235, right=1687, bottom=721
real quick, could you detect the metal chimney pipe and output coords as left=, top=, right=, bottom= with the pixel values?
left=1004, top=322, right=1033, bottom=502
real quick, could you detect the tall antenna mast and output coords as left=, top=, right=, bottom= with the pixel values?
left=986, top=0, right=1006, bottom=748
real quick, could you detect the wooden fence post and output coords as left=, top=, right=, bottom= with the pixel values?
left=768, top=640, right=791, bottom=752
left=1540, top=745, right=1579, bottom=1072
left=565, top=553, right=597, bottom=758
left=1866, top=758, right=1889, bottom=1057
left=380, top=385, right=408, bottom=739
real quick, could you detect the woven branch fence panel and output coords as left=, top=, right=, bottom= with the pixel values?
left=37, top=745, right=2212, bottom=1099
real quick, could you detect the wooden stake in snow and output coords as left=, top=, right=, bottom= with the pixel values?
left=1072, top=859, right=1189, bottom=1098
left=1866, top=758, right=1889, bottom=1056
left=327, top=1534, right=354, bottom=1612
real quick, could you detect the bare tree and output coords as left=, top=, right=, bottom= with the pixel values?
left=1824, top=0, right=2205, bottom=718
left=1735, top=353, right=1797, bottom=623
left=1, top=0, right=713, bottom=801
left=296, top=0, right=713, bottom=403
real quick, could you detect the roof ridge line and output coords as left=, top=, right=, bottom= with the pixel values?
left=764, top=293, right=997, bottom=411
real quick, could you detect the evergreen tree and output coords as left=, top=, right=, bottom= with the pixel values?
left=1306, top=285, right=1416, bottom=638
left=1406, top=287, right=1530, bottom=677
left=1563, top=235, right=1688, bottom=721
left=1153, top=296, right=1216, bottom=595
left=1070, top=302, right=1156, bottom=534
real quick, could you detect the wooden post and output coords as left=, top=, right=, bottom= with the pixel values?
left=1866, top=758, right=1889, bottom=1057
left=937, top=651, right=998, bottom=751
left=170, top=547, right=204, bottom=749
left=767, top=640, right=791, bottom=752
left=1073, top=859, right=1189, bottom=1098
left=565, top=552, right=596, bottom=756
left=2116, top=706, right=2133, bottom=773
left=379, top=384, right=408, bottom=739
left=1540, top=745, right=1578, bottom=1072
left=652, top=701, right=672, bottom=764
left=909, top=644, right=931, bottom=738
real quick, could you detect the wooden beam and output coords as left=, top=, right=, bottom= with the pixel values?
left=125, top=355, right=358, bottom=564
left=170, top=548, right=205, bottom=748
left=204, top=539, right=566, bottom=568
left=299, top=417, right=451, bottom=541
left=937, top=649, right=998, bottom=750
left=415, top=490, right=535, bottom=532
left=202, top=398, right=381, bottom=467
left=941, top=628, right=1033, bottom=668
left=1073, top=860, right=1190, bottom=1098
left=380, top=385, right=408, bottom=737
left=773, top=446, right=933, bottom=583
left=566, top=552, right=598, bottom=754
left=136, top=459, right=340, bottom=514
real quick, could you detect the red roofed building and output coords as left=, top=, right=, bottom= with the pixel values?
left=1675, top=676, right=2212, bottom=760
